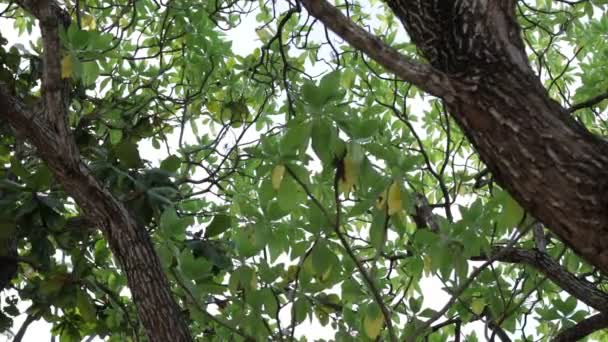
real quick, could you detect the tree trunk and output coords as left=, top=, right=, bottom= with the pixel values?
left=0, top=88, right=193, bottom=342
left=387, top=0, right=608, bottom=273
left=301, top=0, right=608, bottom=274
left=1, top=1, right=193, bottom=340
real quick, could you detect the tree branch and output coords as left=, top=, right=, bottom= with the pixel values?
left=568, top=90, right=608, bottom=113
left=299, top=0, right=462, bottom=101
left=12, top=314, right=36, bottom=342
left=552, top=312, right=608, bottom=342
left=333, top=171, right=396, bottom=342
left=410, top=226, right=532, bottom=341
left=1, top=1, right=193, bottom=340
left=472, top=247, right=608, bottom=312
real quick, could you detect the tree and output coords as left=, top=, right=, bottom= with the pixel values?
left=0, top=0, right=607, bottom=341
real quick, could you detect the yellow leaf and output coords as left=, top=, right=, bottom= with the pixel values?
left=387, top=181, right=402, bottom=215
left=338, top=154, right=358, bottom=194
left=82, top=13, right=97, bottom=30
left=363, top=305, right=384, bottom=339
left=272, top=165, right=285, bottom=190
left=61, top=55, right=73, bottom=79
left=423, top=255, right=432, bottom=277
left=471, top=298, right=485, bottom=315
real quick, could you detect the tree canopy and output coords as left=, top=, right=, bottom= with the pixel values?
left=0, top=0, right=608, bottom=341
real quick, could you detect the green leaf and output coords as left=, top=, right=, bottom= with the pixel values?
left=556, top=296, right=577, bottom=316
left=76, top=289, right=96, bottom=322
left=260, top=288, right=278, bottom=316
left=9, top=156, right=29, bottom=179
left=409, top=297, right=421, bottom=313
left=311, top=119, right=337, bottom=165
left=280, top=121, right=311, bottom=157
left=370, top=211, right=386, bottom=252
left=234, top=226, right=263, bottom=257
left=229, top=266, right=257, bottom=293
left=471, top=298, right=485, bottom=315
left=179, top=249, right=212, bottom=281
left=114, top=141, right=143, bottom=169
left=496, top=190, right=525, bottom=230
left=160, top=155, right=181, bottom=173
left=302, top=81, right=324, bottom=108
left=82, top=61, right=100, bottom=86
left=294, top=297, right=309, bottom=324
left=277, top=176, right=304, bottom=212
left=204, top=214, right=231, bottom=238
left=109, top=129, right=123, bottom=145
left=311, top=241, right=338, bottom=282
left=265, top=200, right=290, bottom=221
left=363, top=303, right=384, bottom=340
left=67, top=24, right=90, bottom=49
left=28, top=165, right=53, bottom=190
left=160, top=208, right=189, bottom=239
left=318, top=70, right=342, bottom=103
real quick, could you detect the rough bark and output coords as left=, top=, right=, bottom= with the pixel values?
left=0, top=1, right=193, bottom=341
left=301, top=0, right=608, bottom=274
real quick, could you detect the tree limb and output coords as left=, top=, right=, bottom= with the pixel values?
left=298, top=0, right=462, bottom=101
left=410, top=226, right=532, bottom=341
left=551, top=312, right=608, bottom=342
left=472, top=247, right=608, bottom=312
left=1, top=1, right=193, bottom=341
left=568, top=90, right=608, bottom=113
left=12, top=314, right=36, bottom=342
left=301, top=0, right=608, bottom=276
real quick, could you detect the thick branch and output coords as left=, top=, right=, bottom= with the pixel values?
left=413, top=193, right=608, bottom=313
left=552, top=312, right=608, bottom=342
left=301, top=0, right=608, bottom=274
left=2, top=1, right=193, bottom=340
left=0, top=87, right=192, bottom=342
left=473, top=247, right=608, bottom=312
left=299, top=0, right=462, bottom=101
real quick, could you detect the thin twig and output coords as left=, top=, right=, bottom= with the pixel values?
left=332, top=171, right=397, bottom=342
left=410, top=225, right=533, bottom=341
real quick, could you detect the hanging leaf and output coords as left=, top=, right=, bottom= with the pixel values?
left=76, top=289, right=97, bottom=322
left=471, top=298, right=486, bottom=315
left=271, top=164, right=285, bottom=190
left=81, top=13, right=97, bottom=30
left=160, top=155, right=181, bottom=173
left=204, top=214, right=231, bottom=238
left=387, top=181, right=402, bottom=216
left=338, top=143, right=364, bottom=194
left=114, top=141, right=143, bottom=169
left=61, top=55, right=73, bottom=79
left=363, top=303, right=384, bottom=339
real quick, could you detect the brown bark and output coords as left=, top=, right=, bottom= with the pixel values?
left=301, top=0, right=608, bottom=274
left=0, top=1, right=192, bottom=341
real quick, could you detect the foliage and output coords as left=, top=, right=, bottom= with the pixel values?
left=0, top=0, right=607, bottom=341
